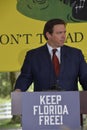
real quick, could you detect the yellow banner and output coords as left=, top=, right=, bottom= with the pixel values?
left=0, top=0, right=87, bottom=71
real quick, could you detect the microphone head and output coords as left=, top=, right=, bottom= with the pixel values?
left=51, top=84, right=64, bottom=91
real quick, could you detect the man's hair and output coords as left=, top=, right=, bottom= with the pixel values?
left=43, top=19, right=66, bottom=40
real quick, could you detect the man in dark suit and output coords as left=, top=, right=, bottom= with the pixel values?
left=14, top=18, right=87, bottom=92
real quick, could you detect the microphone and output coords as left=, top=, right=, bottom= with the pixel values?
left=51, top=84, right=64, bottom=91
left=51, top=80, right=65, bottom=91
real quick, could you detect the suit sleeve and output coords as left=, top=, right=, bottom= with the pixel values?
left=14, top=52, right=33, bottom=91
left=79, top=50, right=87, bottom=90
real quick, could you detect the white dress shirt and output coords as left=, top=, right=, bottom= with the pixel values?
left=47, top=43, right=61, bottom=63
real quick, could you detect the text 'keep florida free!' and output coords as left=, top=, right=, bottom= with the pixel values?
left=33, top=95, right=69, bottom=125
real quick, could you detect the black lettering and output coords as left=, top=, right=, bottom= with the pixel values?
left=23, top=34, right=32, bottom=44
left=66, top=32, right=84, bottom=43
left=66, top=33, right=74, bottom=43
left=36, top=34, right=44, bottom=44
left=0, top=34, right=9, bottom=44
left=74, top=32, right=83, bottom=42
left=10, top=34, right=22, bottom=44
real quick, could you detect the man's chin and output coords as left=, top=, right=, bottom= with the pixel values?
left=59, top=43, right=64, bottom=47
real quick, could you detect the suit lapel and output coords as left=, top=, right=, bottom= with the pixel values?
left=41, top=44, right=56, bottom=87
left=41, top=44, right=52, bottom=64
left=60, top=45, right=69, bottom=76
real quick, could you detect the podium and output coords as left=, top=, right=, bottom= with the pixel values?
left=11, top=91, right=87, bottom=130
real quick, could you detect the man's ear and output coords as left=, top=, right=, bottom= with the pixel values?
left=46, top=32, right=51, bottom=40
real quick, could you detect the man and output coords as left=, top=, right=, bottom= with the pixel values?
left=14, top=18, right=87, bottom=92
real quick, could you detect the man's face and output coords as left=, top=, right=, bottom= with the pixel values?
left=46, top=24, right=66, bottom=48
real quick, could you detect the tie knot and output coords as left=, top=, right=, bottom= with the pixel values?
left=52, top=49, right=57, bottom=55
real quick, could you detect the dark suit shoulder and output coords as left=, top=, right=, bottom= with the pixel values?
left=63, top=45, right=82, bottom=53
left=27, top=44, right=46, bottom=52
left=61, top=45, right=84, bottom=61
left=26, top=44, right=47, bottom=56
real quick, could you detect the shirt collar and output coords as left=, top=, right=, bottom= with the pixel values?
left=47, top=43, right=61, bottom=54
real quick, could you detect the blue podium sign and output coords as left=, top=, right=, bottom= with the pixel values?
left=22, top=91, right=80, bottom=130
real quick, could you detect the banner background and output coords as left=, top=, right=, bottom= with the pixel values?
left=0, top=0, right=87, bottom=71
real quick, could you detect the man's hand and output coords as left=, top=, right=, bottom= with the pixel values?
left=14, top=89, right=22, bottom=92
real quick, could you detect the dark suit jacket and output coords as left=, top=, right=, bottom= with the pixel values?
left=15, top=44, right=87, bottom=91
